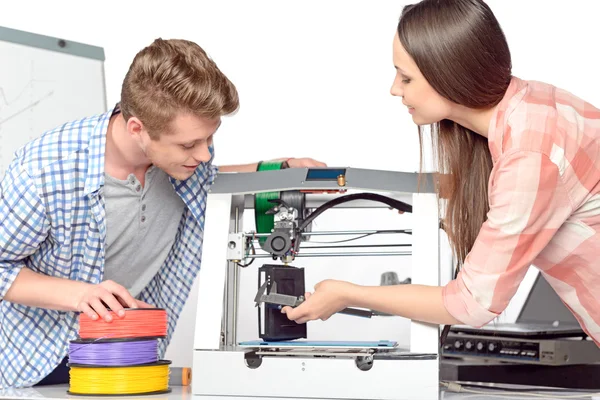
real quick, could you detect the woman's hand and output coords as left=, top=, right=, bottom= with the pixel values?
left=281, top=279, right=356, bottom=324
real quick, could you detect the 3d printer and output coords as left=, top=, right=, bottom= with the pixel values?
left=191, top=166, right=444, bottom=400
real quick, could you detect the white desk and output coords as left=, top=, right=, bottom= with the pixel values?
left=1, top=384, right=596, bottom=400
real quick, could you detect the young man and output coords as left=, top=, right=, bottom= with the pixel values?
left=0, top=38, right=325, bottom=388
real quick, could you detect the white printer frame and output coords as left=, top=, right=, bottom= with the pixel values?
left=192, top=167, right=443, bottom=400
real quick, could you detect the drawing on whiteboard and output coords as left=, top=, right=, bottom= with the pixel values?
left=0, top=85, right=54, bottom=126
left=0, top=60, right=56, bottom=177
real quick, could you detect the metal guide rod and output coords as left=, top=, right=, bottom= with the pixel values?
left=245, top=229, right=412, bottom=238
left=245, top=251, right=411, bottom=258
left=301, top=244, right=410, bottom=249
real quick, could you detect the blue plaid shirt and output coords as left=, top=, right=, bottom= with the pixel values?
left=0, top=106, right=217, bottom=388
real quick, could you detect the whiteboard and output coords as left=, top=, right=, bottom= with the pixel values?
left=0, top=26, right=106, bottom=178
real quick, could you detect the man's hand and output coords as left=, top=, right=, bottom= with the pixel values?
left=285, top=157, right=327, bottom=168
left=135, top=299, right=156, bottom=308
left=281, top=279, right=355, bottom=324
left=75, top=280, right=153, bottom=322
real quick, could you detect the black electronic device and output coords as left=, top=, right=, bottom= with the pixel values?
left=257, top=265, right=307, bottom=341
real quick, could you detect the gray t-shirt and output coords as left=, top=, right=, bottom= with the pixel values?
left=103, top=166, right=185, bottom=297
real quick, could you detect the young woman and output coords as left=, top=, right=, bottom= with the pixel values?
left=283, top=0, right=600, bottom=346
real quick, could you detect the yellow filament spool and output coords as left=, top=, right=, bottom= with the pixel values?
left=68, top=361, right=170, bottom=396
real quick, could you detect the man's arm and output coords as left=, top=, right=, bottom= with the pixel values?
left=0, top=168, right=50, bottom=301
left=4, top=268, right=141, bottom=322
left=0, top=168, right=141, bottom=322
left=217, top=162, right=261, bottom=173
left=5, top=268, right=93, bottom=311
left=217, top=157, right=327, bottom=173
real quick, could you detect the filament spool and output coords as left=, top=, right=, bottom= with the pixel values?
left=255, top=160, right=286, bottom=247
left=68, top=360, right=171, bottom=396
left=68, top=339, right=158, bottom=366
left=254, top=161, right=311, bottom=249
left=78, top=308, right=167, bottom=339
left=69, top=308, right=170, bottom=396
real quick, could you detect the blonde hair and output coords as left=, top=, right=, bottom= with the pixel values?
left=120, top=38, right=239, bottom=139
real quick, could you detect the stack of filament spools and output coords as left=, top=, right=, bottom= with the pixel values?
left=68, top=308, right=171, bottom=396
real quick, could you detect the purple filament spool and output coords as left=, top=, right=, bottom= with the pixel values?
left=69, top=340, right=158, bottom=366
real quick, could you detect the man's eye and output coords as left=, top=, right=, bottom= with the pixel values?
left=181, top=143, right=195, bottom=149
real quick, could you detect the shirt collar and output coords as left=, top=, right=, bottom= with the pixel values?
left=84, top=104, right=120, bottom=196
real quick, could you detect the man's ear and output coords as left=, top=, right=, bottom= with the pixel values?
left=126, top=116, right=145, bottom=140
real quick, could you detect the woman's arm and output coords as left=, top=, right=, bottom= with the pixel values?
left=283, top=279, right=462, bottom=325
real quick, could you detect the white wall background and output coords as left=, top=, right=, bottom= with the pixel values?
left=1, top=0, right=599, bottom=366
left=1, top=1, right=597, bottom=171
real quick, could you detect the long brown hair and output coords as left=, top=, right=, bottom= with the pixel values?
left=398, top=0, right=512, bottom=268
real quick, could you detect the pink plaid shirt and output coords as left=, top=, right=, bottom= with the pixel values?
left=442, top=77, right=600, bottom=345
